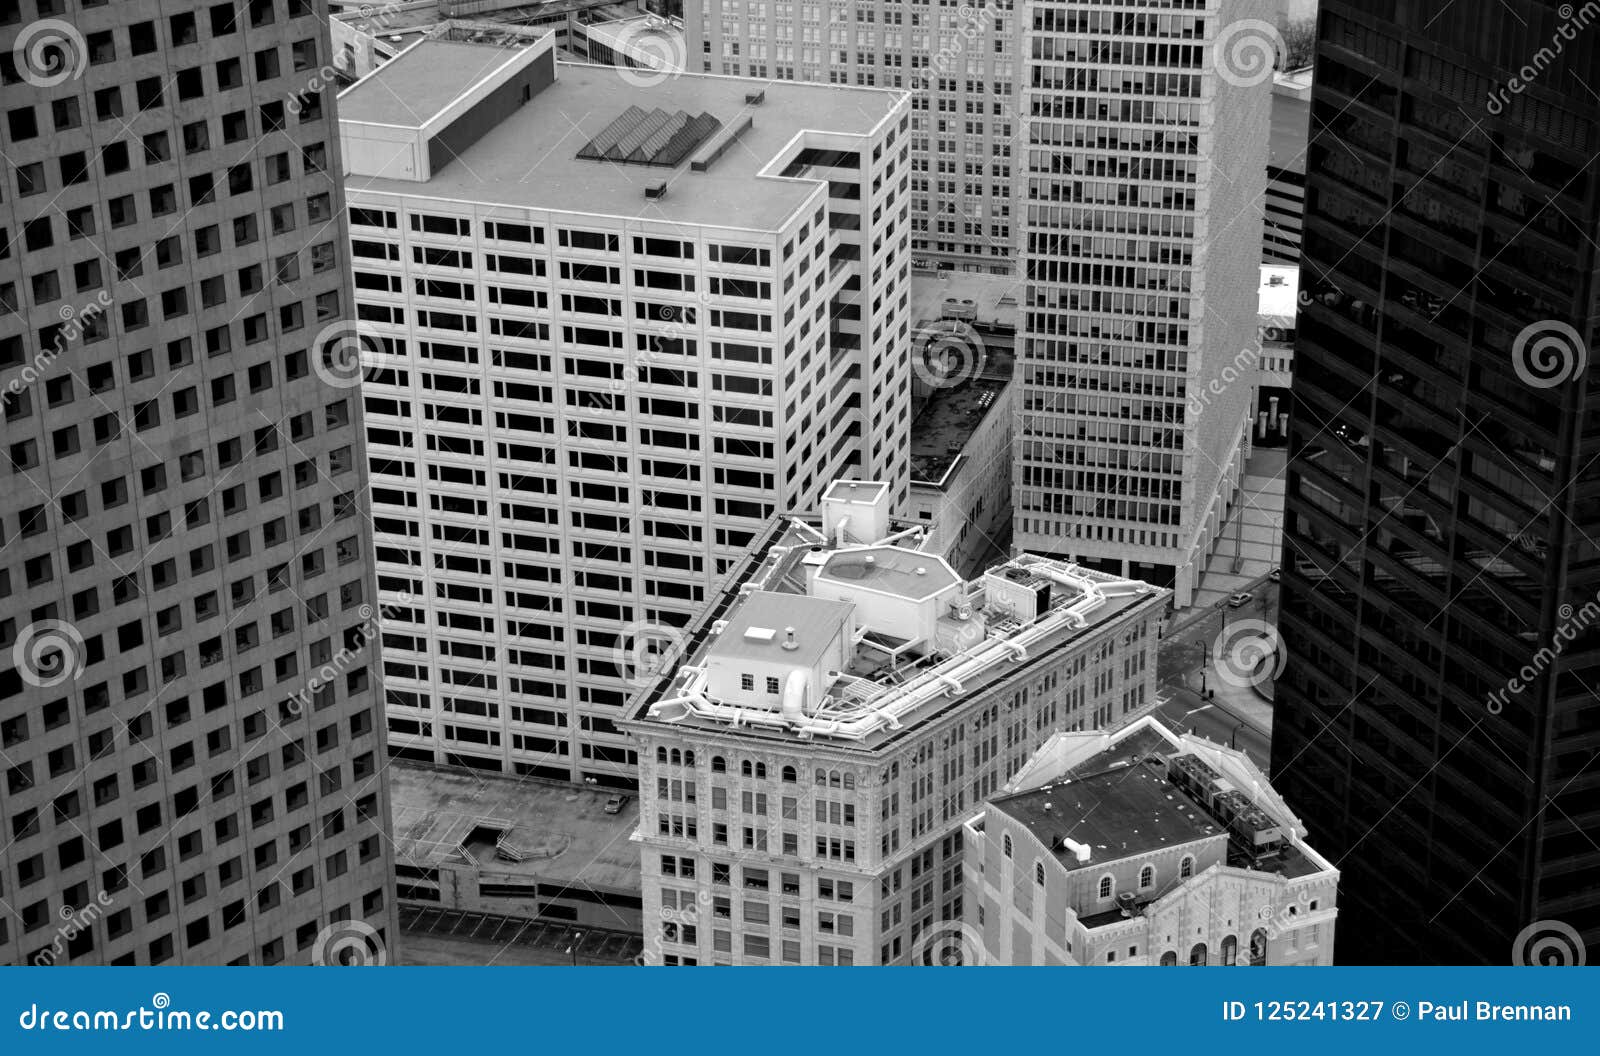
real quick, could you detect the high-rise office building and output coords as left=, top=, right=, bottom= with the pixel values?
left=338, top=31, right=912, bottom=785
left=1012, top=1, right=1273, bottom=607
left=1275, top=0, right=1600, bottom=964
left=686, top=0, right=1020, bottom=274
left=0, top=0, right=395, bottom=965
left=623, top=480, right=1166, bottom=965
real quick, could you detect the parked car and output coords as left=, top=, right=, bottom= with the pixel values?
left=1228, top=592, right=1254, bottom=608
left=1268, top=568, right=1281, bottom=582
left=603, top=793, right=629, bottom=815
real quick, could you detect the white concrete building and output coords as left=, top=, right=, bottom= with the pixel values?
left=686, top=0, right=1020, bottom=274
left=623, top=481, right=1170, bottom=964
left=338, top=31, right=913, bottom=783
left=965, top=717, right=1338, bottom=965
left=1012, top=0, right=1275, bottom=608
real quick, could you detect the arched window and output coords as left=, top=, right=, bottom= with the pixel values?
left=1221, top=935, right=1238, bottom=966
left=1138, top=865, right=1154, bottom=890
left=656, top=747, right=668, bottom=763
left=828, top=770, right=842, bottom=788
left=669, top=749, right=681, bottom=766
left=814, top=768, right=827, bottom=786
left=1190, top=943, right=1207, bottom=966
left=711, top=756, right=726, bottom=774
left=1160, top=950, right=1178, bottom=966
left=1002, top=834, right=1013, bottom=859
left=1179, top=855, right=1194, bottom=879
left=781, top=765, right=797, bottom=783
left=1034, top=861, right=1046, bottom=886
left=1097, top=875, right=1113, bottom=899
left=843, top=773, right=854, bottom=790
left=1249, top=928, right=1268, bottom=966
left=755, top=763, right=767, bottom=779
left=741, top=760, right=753, bottom=777
left=683, top=750, right=694, bottom=767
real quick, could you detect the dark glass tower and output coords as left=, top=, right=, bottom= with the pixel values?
left=1276, top=0, right=1600, bottom=965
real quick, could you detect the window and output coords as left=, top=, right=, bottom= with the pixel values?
left=1138, top=865, right=1154, bottom=890
left=739, top=673, right=754, bottom=691
left=1097, top=875, right=1113, bottom=899
left=1034, top=861, right=1045, bottom=886
left=1179, top=855, right=1194, bottom=880
left=1001, top=834, right=1011, bottom=859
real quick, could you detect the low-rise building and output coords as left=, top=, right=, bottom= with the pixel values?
left=622, top=480, right=1168, bottom=964
left=964, top=717, right=1337, bottom=965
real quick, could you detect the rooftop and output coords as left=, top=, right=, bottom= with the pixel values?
left=818, top=546, right=961, bottom=600
left=1260, top=265, right=1299, bottom=326
left=341, top=51, right=905, bottom=230
left=909, top=270, right=1023, bottom=331
left=993, top=763, right=1221, bottom=865
left=632, top=496, right=1168, bottom=749
left=712, top=591, right=853, bottom=667
left=390, top=763, right=639, bottom=895
left=339, top=37, right=535, bottom=128
left=909, top=343, right=1014, bottom=485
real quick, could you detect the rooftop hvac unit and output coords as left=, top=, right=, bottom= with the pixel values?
left=745, top=89, right=766, bottom=105
left=644, top=181, right=668, bottom=200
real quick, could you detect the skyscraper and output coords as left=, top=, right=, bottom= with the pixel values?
left=686, top=0, right=1020, bottom=274
left=1012, top=1, right=1274, bottom=606
left=1, top=0, right=395, bottom=965
left=338, top=31, right=912, bottom=784
left=1274, top=0, right=1600, bottom=964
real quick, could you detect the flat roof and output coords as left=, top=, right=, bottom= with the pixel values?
left=711, top=591, right=853, bottom=666
left=993, top=764, right=1222, bottom=866
left=389, top=762, right=639, bottom=895
left=1260, top=265, right=1299, bottom=322
left=819, top=546, right=960, bottom=599
left=344, top=61, right=904, bottom=230
left=910, top=345, right=1013, bottom=485
left=909, top=271, right=1023, bottom=330
left=340, top=39, right=534, bottom=128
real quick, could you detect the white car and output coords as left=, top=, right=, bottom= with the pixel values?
left=1227, top=592, right=1253, bottom=608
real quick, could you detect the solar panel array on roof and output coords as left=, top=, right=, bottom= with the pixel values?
left=577, top=106, right=723, bottom=168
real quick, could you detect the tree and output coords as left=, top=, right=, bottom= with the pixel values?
left=1281, top=19, right=1317, bottom=71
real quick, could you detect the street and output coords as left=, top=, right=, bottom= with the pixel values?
left=1151, top=576, right=1280, bottom=768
